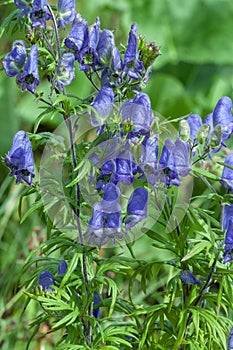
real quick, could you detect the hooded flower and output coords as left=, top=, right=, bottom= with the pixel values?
left=186, top=114, right=202, bottom=141
left=56, top=52, right=75, bottom=91
left=93, top=292, right=101, bottom=319
left=158, top=138, right=190, bottom=187
left=58, top=260, right=68, bottom=275
left=18, top=45, right=39, bottom=93
left=78, top=17, right=101, bottom=71
left=89, top=86, right=114, bottom=127
left=180, top=270, right=202, bottom=285
left=125, top=188, right=148, bottom=232
left=85, top=183, right=122, bottom=246
left=221, top=153, right=233, bottom=191
left=228, top=327, right=233, bottom=350
left=5, top=130, right=35, bottom=185
left=14, top=0, right=31, bottom=17
left=2, top=40, right=27, bottom=77
left=65, top=13, right=88, bottom=52
left=30, top=0, right=51, bottom=28
left=97, top=29, right=115, bottom=66
left=39, top=270, right=55, bottom=292
left=121, top=93, right=153, bottom=138
left=57, top=0, right=76, bottom=30
left=212, top=96, right=233, bottom=142
left=223, top=217, right=233, bottom=263
left=123, top=23, right=144, bottom=79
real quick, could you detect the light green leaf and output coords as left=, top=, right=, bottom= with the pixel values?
left=181, top=241, right=212, bottom=261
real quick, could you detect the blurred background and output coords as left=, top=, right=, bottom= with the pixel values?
left=0, top=0, right=233, bottom=348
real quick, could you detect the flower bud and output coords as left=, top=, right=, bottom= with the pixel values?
left=179, top=120, right=190, bottom=141
left=210, top=125, right=222, bottom=149
left=197, top=124, right=210, bottom=144
left=138, top=35, right=161, bottom=69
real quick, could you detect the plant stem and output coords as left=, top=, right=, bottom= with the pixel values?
left=64, top=114, right=91, bottom=346
left=47, top=4, right=61, bottom=61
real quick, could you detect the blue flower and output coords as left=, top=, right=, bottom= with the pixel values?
left=57, top=0, right=76, bottom=30
left=186, top=114, right=202, bottom=141
left=65, top=13, right=88, bottom=52
left=221, top=153, right=233, bottom=191
left=158, top=138, right=190, bottom=187
left=18, top=45, right=39, bottom=93
left=14, top=0, right=31, bottom=18
left=212, top=96, right=233, bottom=142
left=85, top=183, right=122, bottom=246
left=39, top=270, right=55, bottom=292
left=121, top=93, right=153, bottom=138
left=2, top=40, right=27, bottom=77
left=180, top=270, right=202, bottom=285
left=93, top=292, right=101, bottom=319
left=5, top=131, right=35, bottom=185
left=56, top=52, right=75, bottom=91
left=222, top=204, right=233, bottom=231
left=123, top=23, right=144, bottom=80
left=97, top=29, right=115, bottom=66
left=125, top=188, right=148, bottom=232
left=141, top=134, right=158, bottom=168
left=227, top=327, right=233, bottom=350
left=30, top=0, right=51, bottom=28
left=89, top=86, right=114, bottom=127
left=222, top=204, right=233, bottom=263
left=58, top=260, right=67, bottom=275
left=223, top=217, right=233, bottom=263
left=78, top=17, right=101, bottom=71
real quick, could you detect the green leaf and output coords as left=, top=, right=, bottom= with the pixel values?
left=0, top=9, right=19, bottom=38
left=181, top=241, right=212, bottom=261
left=191, top=166, right=221, bottom=181
left=20, top=199, right=43, bottom=224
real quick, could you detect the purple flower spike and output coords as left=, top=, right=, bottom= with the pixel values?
left=228, top=327, right=233, bottom=350
left=18, top=45, right=39, bottom=93
left=123, top=23, right=144, bottom=80
left=5, top=131, right=35, bottom=185
left=65, top=13, right=88, bottom=52
left=2, top=40, right=27, bottom=78
left=89, top=86, right=114, bottom=127
left=30, top=0, right=51, bottom=28
left=223, top=218, right=233, bottom=263
left=58, top=260, right=67, bottom=275
left=57, top=0, right=76, bottom=30
left=186, top=114, right=202, bottom=141
left=125, top=188, right=148, bottom=232
left=180, top=270, right=202, bottom=285
left=221, top=153, right=233, bottom=191
left=39, top=271, right=54, bottom=292
left=14, top=0, right=31, bottom=17
left=56, top=53, right=75, bottom=91
left=212, top=96, right=233, bottom=141
left=121, top=93, right=153, bottom=138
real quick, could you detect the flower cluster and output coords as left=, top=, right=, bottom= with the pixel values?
left=3, top=0, right=160, bottom=96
